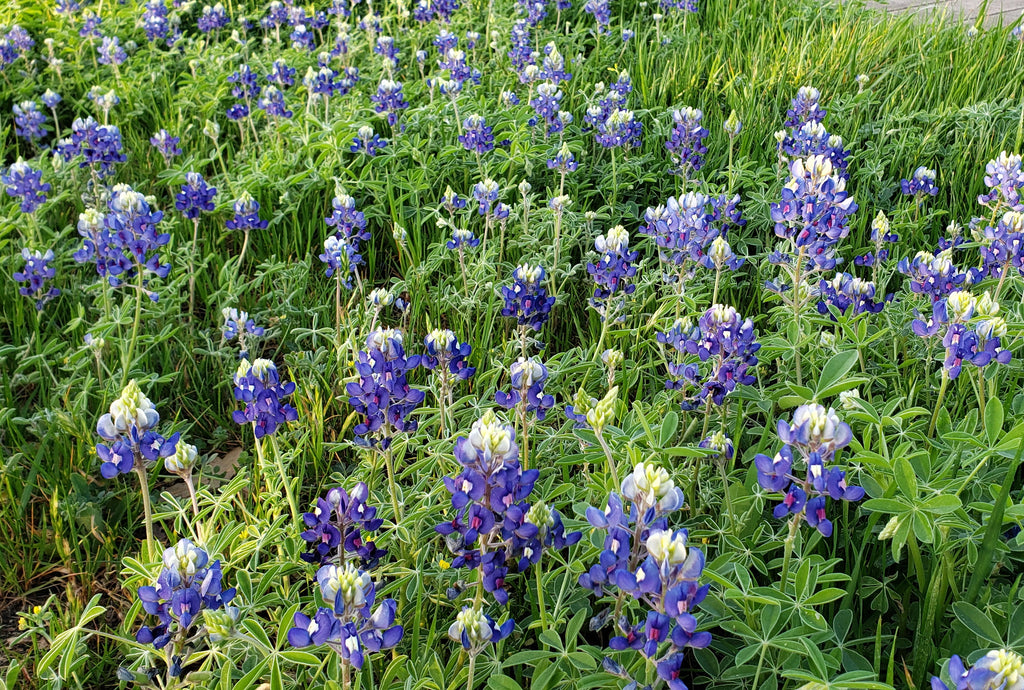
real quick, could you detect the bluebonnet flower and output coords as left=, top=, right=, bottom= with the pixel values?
left=288, top=563, right=403, bottom=670
left=501, top=264, right=556, bottom=333
left=579, top=462, right=708, bottom=688
left=2, top=159, right=50, bottom=214
left=305, top=65, right=339, bottom=101
left=150, top=129, right=182, bottom=165
left=371, top=80, right=409, bottom=129
left=300, top=483, right=386, bottom=567
left=439, top=48, right=478, bottom=87
left=141, top=1, right=172, bottom=44
left=621, top=29, right=634, bottom=41
left=665, top=107, right=708, bottom=178
left=703, top=236, right=744, bottom=273
left=424, top=329, right=475, bottom=382
left=56, top=0, right=82, bottom=16
left=754, top=404, right=864, bottom=537
left=459, top=114, right=495, bottom=154
left=785, top=86, right=826, bottom=129
left=258, top=85, right=293, bottom=119
left=508, top=20, right=533, bottom=70
left=325, top=192, right=370, bottom=278
left=73, top=208, right=118, bottom=279
left=232, top=358, right=298, bottom=438
left=96, top=380, right=180, bottom=478
left=103, top=185, right=172, bottom=298
left=854, top=210, right=899, bottom=271
left=447, top=228, right=479, bottom=251
left=540, top=43, right=571, bottom=83
left=594, top=108, right=643, bottom=150
left=930, top=649, right=1024, bottom=690
left=226, top=192, right=268, bottom=233
left=226, top=103, right=250, bottom=121
left=441, top=186, right=468, bottom=215
left=98, top=35, right=127, bottom=66
left=79, top=10, right=103, bottom=38
left=769, top=154, right=857, bottom=292
left=13, top=101, right=48, bottom=143
left=529, top=83, right=566, bottom=138
left=641, top=192, right=745, bottom=289
left=816, top=273, right=884, bottom=318
left=975, top=210, right=1024, bottom=284
left=657, top=304, right=760, bottom=408
left=496, top=358, right=556, bottom=421
left=434, top=28, right=460, bottom=55
left=137, top=540, right=235, bottom=663
left=723, top=110, right=742, bottom=138
left=59, top=117, right=127, bottom=179
left=374, top=35, right=399, bottom=68
left=547, top=142, right=578, bottom=175
left=901, top=166, right=939, bottom=199
left=346, top=329, right=425, bottom=448
left=661, top=0, right=699, bottom=9
left=978, top=151, right=1024, bottom=213
left=473, top=178, right=500, bottom=216
left=267, top=59, right=297, bottom=88
left=14, top=248, right=60, bottom=311
left=175, top=172, right=217, bottom=220
left=584, top=0, right=611, bottom=33
left=448, top=606, right=514, bottom=654
left=222, top=307, right=264, bottom=358
left=911, top=290, right=1012, bottom=379
left=41, top=89, right=61, bottom=110
left=587, top=225, right=638, bottom=322
left=198, top=3, right=230, bottom=33
left=898, top=249, right=966, bottom=303
left=319, top=235, right=353, bottom=286
left=228, top=64, right=261, bottom=102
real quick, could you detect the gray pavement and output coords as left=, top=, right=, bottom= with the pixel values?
left=862, top=0, right=1024, bottom=22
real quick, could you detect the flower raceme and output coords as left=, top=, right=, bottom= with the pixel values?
left=345, top=329, right=425, bottom=448
left=96, top=380, right=180, bottom=478
left=231, top=358, right=298, bottom=438
left=299, top=483, right=386, bottom=567
left=754, top=404, right=864, bottom=537
left=931, top=649, right=1024, bottom=690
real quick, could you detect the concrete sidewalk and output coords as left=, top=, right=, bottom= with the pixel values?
left=862, top=0, right=1024, bottom=23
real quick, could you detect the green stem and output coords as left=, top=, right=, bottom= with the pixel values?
left=928, top=369, right=950, bottom=438
left=466, top=652, right=477, bottom=690
left=120, top=269, right=145, bottom=390
left=906, top=533, right=928, bottom=593
left=135, top=464, right=156, bottom=561
left=779, top=513, right=802, bottom=596
left=535, top=563, right=548, bottom=629
left=384, top=443, right=402, bottom=523
left=268, top=434, right=299, bottom=523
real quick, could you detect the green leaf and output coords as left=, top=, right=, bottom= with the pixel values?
left=921, top=494, right=962, bottom=515
left=815, top=351, right=859, bottom=400
left=985, top=397, right=1004, bottom=444
left=862, top=498, right=908, bottom=514
left=660, top=411, right=679, bottom=447
left=893, top=458, right=918, bottom=499
left=952, top=601, right=1004, bottom=645
left=488, top=674, right=525, bottom=690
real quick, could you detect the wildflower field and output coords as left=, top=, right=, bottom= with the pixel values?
left=4, top=0, right=1024, bottom=687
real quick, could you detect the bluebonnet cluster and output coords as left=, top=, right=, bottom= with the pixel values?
left=768, top=154, right=858, bottom=292
left=501, top=264, right=556, bottom=333
left=816, top=273, right=884, bottom=318
left=346, top=329, right=425, bottom=448
left=197, top=3, right=230, bottom=33
left=930, top=649, right=1024, bottom=690
left=778, top=87, right=850, bottom=177
left=423, top=329, right=476, bottom=395
left=175, top=172, right=217, bottom=220
left=80, top=10, right=103, bottom=38
left=42, top=89, right=61, bottom=110
left=897, top=249, right=966, bottom=303
left=288, top=563, right=403, bottom=669
left=584, top=0, right=611, bottom=33
left=100, top=185, right=172, bottom=299
left=641, top=193, right=745, bottom=288
left=325, top=192, right=370, bottom=279
left=579, top=462, right=710, bottom=690
left=375, top=35, right=400, bottom=68
left=703, top=236, right=744, bottom=273
left=141, top=1, right=175, bottom=45
left=13, top=101, right=48, bottom=143
left=854, top=210, right=899, bottom=270
left=351, top=123, right=387, bottom=155
left=540, top=43, right=571, bottom=83
left=436, top=410, right=579, bottom=609
left=150, top=129, right=182, bottom=165
left=137, top=539, right=236, bottom=668
left=661, top=0, right=699, bottom=10
left=2, top=159, right=50, bottom=214
left=258, top=85, right=293, bottom=119
left=98, top=35, right=127, bottom=66
left=299, top=483, right=386, bottom=567
left=910, top=290, right=1011, bottom=379
left=96, top=380, right=180, bottom=478
left=665, top=107, right=708, bottom=178
left=448, top=606, right=514, bottom=654
left=14, top=248, right=60, bottom=311
left=226, top=64, right=260, bottom=120
left=447, top=227, right=479, bottom=250
left=58, top=117, right=127, bottom=178
left=319, top=235, right=354, bottom=286
left=496, top=358, right=556, bottom=420
left=978, top=151, right=1024, bottom=213
left=754, top=404, right=865, bottom=537
left=267, top=59, right=297, bottom=88
left=547, top=142, right=578, bottom=175
left=588, top=81, right=642, bottom=150
left=371, top=79, right=409, bottom=128
left=657, top=304, right=760, bottom=408
left=231, top=358, right=299, bottom=438
left=226, top=192, right=268, bottom=233
left=587, top=225, right=638, bottom=321
left=529, top=82, right=568, bottom=138
left=459, top=114, right=495, bottom=154
left=901, top=166, right=939, bottom=200
left=222, top=307, right=265, bottom=359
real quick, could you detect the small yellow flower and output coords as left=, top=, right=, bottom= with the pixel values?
left=33, top=605, right=42, bottom=614
left=18, top=617, right=27, bottom=630
left=439, top=559, right=451, bottom=570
